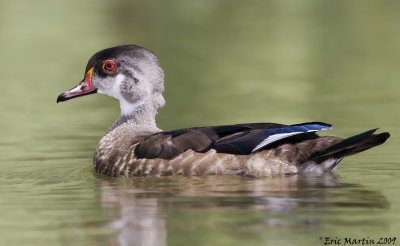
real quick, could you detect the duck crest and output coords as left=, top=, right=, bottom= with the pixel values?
left=57, top=45, right=390, bottom=177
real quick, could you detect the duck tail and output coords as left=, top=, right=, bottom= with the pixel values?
left=302, top=129, right=390, bottom=173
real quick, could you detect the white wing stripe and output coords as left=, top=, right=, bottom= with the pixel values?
left=251, top=130, right=318, bottom=153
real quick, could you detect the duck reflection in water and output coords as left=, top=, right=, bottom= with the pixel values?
left=96, top=174, right=389, bottom=246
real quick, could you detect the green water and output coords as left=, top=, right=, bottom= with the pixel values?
left=0, top=1, right=399, bottom=245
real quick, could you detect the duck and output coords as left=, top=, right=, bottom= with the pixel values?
left=57, top=45, right=390, bottom=177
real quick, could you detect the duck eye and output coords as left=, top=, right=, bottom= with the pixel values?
left=102, top=60, right=116, bottom=72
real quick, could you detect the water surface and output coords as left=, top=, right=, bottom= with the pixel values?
left=0, top=1, right=399, bottom=245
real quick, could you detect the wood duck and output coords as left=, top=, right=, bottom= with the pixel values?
left=57, top=45, right=390, bottom=177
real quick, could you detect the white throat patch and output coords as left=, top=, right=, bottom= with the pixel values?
left=97, top=74, right=125, bottom=99
left=119, top=98, right=146, bottom=116
left=97, top=74, right=145, bottom=116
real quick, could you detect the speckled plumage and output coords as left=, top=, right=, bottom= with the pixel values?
left=93, top=120, right=345, bottom=177
left=57, top=45, right=390, bottom=177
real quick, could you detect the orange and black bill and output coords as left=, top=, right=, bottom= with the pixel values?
left=57, top=67, right=97, bottom=103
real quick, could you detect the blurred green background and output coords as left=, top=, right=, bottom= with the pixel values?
left=0, top=0, right=399, bottom=245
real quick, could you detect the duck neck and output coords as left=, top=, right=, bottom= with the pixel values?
left=106, top=98, right=160, bottom=135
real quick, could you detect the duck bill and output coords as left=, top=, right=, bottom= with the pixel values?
left=57, top=67, right=97, bottom=103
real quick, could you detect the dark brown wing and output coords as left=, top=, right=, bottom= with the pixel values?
left=134, top=128, right=213, bottom=159
left=134, top=122, right=332, bottom=159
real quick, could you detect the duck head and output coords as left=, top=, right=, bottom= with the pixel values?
left=57, top=45, right=165, bottom=117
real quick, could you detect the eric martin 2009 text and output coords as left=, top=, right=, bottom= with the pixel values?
left=319, top=237, right=396, bottom=245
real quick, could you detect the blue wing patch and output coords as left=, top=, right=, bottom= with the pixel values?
left=211, top=122, right=332, bottom=155
left=252, top=123, right=332, bottom=152
left=265, top=123, right=332, bottom=135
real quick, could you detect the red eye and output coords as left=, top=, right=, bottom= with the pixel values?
left=102, top=60, right=116, bottom=72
